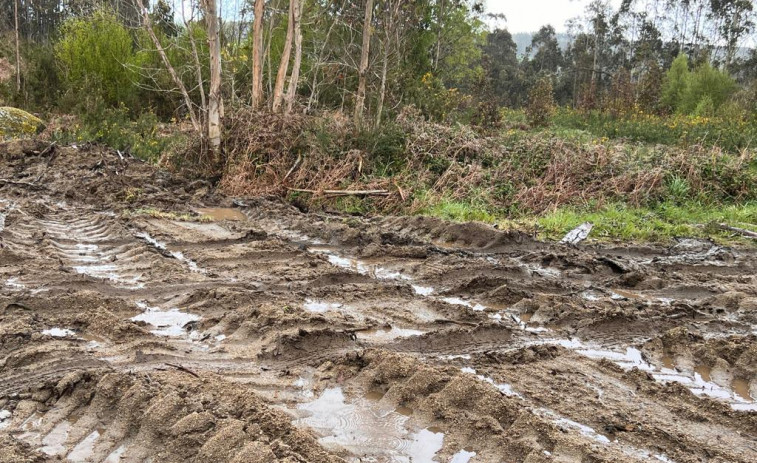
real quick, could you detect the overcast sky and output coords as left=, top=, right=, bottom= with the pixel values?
left=485, top=0, right=623, bottom=34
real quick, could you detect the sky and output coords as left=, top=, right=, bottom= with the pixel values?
left=485, top=0, right=623, bottom=34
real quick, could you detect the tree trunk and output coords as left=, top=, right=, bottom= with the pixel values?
left=434, top=0, right=445, bottom=71
left=136, top=0, right=200, bottom=133
left=202, top=0, right=223, bottom=157
left=376, top=0, right=399, bottom=127
left=272, top=0, right=295, bottom=113
left=251, top=0, right=265, bottom=108
left=284, top=0, right=303, bottom=115
left=354, top=0, right=374, bottom=125
left=14, top=0, right=21, bottom=92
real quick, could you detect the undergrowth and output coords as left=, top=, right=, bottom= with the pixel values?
left=159, top=105, right=757, bottom=244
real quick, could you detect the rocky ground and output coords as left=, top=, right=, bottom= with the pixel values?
left=1, top=140, right=755, bottom=462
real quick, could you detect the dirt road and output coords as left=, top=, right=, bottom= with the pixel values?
left=1, top=140, right=755, bottom=462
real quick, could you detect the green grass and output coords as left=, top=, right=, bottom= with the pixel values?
left=416, top=196, right=498, bottom=223
left=516, top=202, right=757, bottom=244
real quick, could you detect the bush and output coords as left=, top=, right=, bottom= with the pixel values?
left=525, top=77, right=556, bottom=127
left=52, top=106, right=179, bottom=162
left=56, top=9, right=141, bottom=110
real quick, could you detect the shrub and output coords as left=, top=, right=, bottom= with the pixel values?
left=525, top=77, right=556, bottom=127
left=680, top=61, right=736, bottom=114
left=662, top=54, right=689, bottom=112
left=56, top=9, right=140, bottom=110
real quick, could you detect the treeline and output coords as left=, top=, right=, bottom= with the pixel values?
left=1, top=0, right=756, bottom=131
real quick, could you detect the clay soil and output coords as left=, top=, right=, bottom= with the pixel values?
left=1, top=140, right=755, bottom=463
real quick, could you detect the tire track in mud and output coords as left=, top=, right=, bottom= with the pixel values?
left=2, top=153, right=756, bottom=462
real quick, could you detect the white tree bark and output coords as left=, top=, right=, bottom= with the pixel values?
left=284, top=0, right=303, bottom=115
left=354, top=0, right=374, bottom=125
left=202, top=0, right=223, bottom=157
left=272, top=0, right=295, bottom=112
left=251, top=0, right=265, bottom=108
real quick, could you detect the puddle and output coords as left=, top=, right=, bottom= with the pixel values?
left=732, top=378, right=753, bottom=402
left=130, top=302, right=200, bottom=337
left=104, top=445, right=127, bottom=463
left=67, top=429, right=100, bottom=461
left=295, top=387, right=445, bottom=462
left=0, top=410, right=12, bottom=430
left=461, top=367, right=522, bottom=398
left=535, top=408, right=611, bottom=444
left=303, top=299, right=343, bottom=313
left=450, top=449, right=476, bottom=463
left=310, top=248, right=413, bottom=282
left=196, top=207, right=247, bottom=221
left=39, top=420, right=71, bottom=455
left=412, top=285, right=435, bottom=296
left=42, top=328, right=76, bottom=338
left=540, top=338, right=756, bottom=411
left=5, top=277, right=25, bottom=290
left=694, top=364, right=712, bottom=382
left=441, top=297, right=486, bottom=312
left=136, top=232, right=205, bottom=273
left=356, top=326, right=425, bottom=342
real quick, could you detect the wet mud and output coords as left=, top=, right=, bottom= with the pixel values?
left=1, top=140, right=756, bottom=462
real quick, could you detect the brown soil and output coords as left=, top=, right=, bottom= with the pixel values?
left=1, top=140, right=755, bottom=462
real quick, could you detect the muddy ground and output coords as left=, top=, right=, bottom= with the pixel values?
left=0, top=140, right=755, bottom=463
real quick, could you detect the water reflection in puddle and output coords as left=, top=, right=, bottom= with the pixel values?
left=441, top=297, right=486, bottom=312
left=104, top=445, right=127, bottom=463
left=356, top=326, right=425, bottom=342
left=536, top=338, right=756, bottom=411
left=42, top=328, right=76, bottom=338
left=450, top=449, right=476, bottom=463
left=295, top=387, right=444, bottom=462
left=135, top=232, right=205, bottom=273
left=196, top=207, right=247, bottom=221
left=67, top=430, right=100, bottom=461
left=303, top=299, right=343, bottom=313
left=39, top=420, right=71, bottom=455
left=131, top=302, right=200, bottom=337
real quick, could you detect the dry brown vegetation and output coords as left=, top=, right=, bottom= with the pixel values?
left=162, top=106, right=757, bottom=218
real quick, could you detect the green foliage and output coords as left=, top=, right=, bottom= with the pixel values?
left=354, top=123, right=407, bottom=177
left=679, top=62, right=737, bottom=114
left=661, top=54, right=737, bottom=115
left=662, top=54, right=690, bottom=111
left=693, top=95, right=715, bottom=117
left=552, top=108, right=757, bottom=152
left=533, top=202, right=757, bottom=244
left=525, top=77, right=556, bottom=127
left=55, top=10, right=141, bottom=109
left=52, top=106, right=184, bottom=162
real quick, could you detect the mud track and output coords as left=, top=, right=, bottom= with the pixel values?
left=1, top=140, right=756, bottom=462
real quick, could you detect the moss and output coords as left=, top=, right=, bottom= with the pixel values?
left=0, top=107, right=45, bottom=140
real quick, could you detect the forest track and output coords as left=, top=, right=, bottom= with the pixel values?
left=1, top=140, right=755, bottom=462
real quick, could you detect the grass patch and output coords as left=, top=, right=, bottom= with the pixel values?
left=515, top=202, right=757, bottom=244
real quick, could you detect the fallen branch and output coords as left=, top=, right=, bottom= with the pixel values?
left=393, top=179, right=406, bottom=201
left=288, top=188, right=390, bottom=196
left=718, top=223, right=757, bottom=239
left=165, top=362, right=200, bottom=378
left=283, top=153, right=302, bottom=182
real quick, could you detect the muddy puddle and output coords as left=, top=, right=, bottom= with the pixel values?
left=196, top=207, right=247, bottom=221
left=294, top=387, right=453, bottom=462
left=130, top=302, right=200, bottom=337
left=356, top=326, right=426, bottom=342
